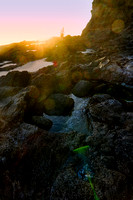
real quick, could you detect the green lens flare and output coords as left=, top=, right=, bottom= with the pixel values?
left=73, top=145, right=90, bottom=154
left=88, top=177, right=100, bottom=200
left=73, top=145, right=100, bottom=200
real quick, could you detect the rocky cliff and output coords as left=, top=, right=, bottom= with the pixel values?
left=82, top=0, right=133, bottom=49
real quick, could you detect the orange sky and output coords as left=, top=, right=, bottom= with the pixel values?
left=0, top=0, right=92, bottom=45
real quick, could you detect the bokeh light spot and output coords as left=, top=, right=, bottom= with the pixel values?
left=44, top=99, right=55, bottom=110
left=112, top=19, right=125, bottom=34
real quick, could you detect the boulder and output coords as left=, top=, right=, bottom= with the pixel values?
left=31, top=73, right=56, bottom=99
left=85, top=112, right=133, bottom=200
left=31, top=116, right=53, bottom=130
left=93, top=63, right=125, bottom=83
left=0, top=86, right=21, bottom=100
left=0, top=86, right=40, bottom=125
left=50, top=169, right=91, bottom=200
left=0, top=71, right=31, bottom=87
left=44, top=93, right=74, bottom=115
left=103, top=64, right=124, bottom=83
left=0, top=110, right=133, bottom=200
left=0, top=124, right=91, bottom=200
left=31, top=73, right=50, bottom=88
left=72, top=80, right=95, bottom=97
left=54, top=70, right=73, bottom=94
left=31, top=73, right=55, bottom=90
left=87, top=94, right=123, bottom=124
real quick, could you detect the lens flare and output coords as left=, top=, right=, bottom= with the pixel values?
left=44, top=99, right=55, bottom=110
left=112, top=19, right=125, bottom=34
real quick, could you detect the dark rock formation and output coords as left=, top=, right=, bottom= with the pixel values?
left=85, top=94, right=133, bottom=200
left=50, top=168, right=91, bottom=200
left=54, top=69, right=73, bottom=94
left=43, top=93, right=74, bottom=116
left=82, top=0, right=133, bottom=50
left=0, top=124, right=88, bottom=200
left=92, top=58, right=133, bottom=84
left=72, top=80, right=94, bottom=97
left=0, top=71, right=31, bottom=87
left=0, top=86, right=40, bottom=130
left=0, top=86, right=21, bottom=100
left=87, top=94, right=123, bottom=124
left=31, top=115, right=53, bottom=130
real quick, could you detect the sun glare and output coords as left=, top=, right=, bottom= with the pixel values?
left=0, top=0, right=93, bottom=45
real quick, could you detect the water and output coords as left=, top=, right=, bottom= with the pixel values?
left=81, top=49, right=95, bottom=54
left=43, top=94, right=90, bottom=134
left=0, top=61, right=12, bottom=66
left=0, top=58, right=53, bottom=77
left=0, top=63, right=17, bottom=68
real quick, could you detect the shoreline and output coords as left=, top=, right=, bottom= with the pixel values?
left=0, top=58, right=53, bottom=77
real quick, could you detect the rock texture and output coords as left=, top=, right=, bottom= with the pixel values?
left=44, top=93, right=74, bottom=115
left=72, top=80, right=94, bottom=97
left=0, top=86, right=39, bottom=129
left=0, top=124, right=88, bottom=200
left=31, top=115, right=53, bottom=130
left=0, top=71, right=31, bottom=87
left=85, top=94, right=133, bottom=200
left=82, top=0, right=133, bottom=49
left=0, top=1, right=133, bottom=200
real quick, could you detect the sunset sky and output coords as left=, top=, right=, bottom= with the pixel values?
left=0, top=0, right=93, bottom=45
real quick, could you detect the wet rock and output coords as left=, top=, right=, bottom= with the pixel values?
left=31, top=73, right=58, bottom=107
left=84, top=83, right=133, bottom=199
left=94, top=83, right=108, bottom=94
left=44, top=93, right=74, bottom=116
left=31, top=73, right=55, bottom=92
left=0, top=108, right=133, bottom=200
left=94, top=168, right=128, bottom=200
left=0, top=125, right=87, bottom=200
left=50, top=168, right=92, bottom=200
left=103, top=64, right=124, bottom=82
left=31, top=73, right=50, bottom=88
left=0, top=123, right=42, bottom=199
left=0, top=86, right=21, bottom=100
left=85, top=112, right=133, bottom=200
left=87, top=94, right=123, bottom=124
left=72, top=80, right=95, bottom=97
left=0, top=86, right=40, bottom=125
left=31, top=116, right=53, bottom=130
left=0, top=123, right=39, bottom=158
left=93, top=63, right=125, bottom=83
left=0, top=71, right=31, bottom=87
left=54, top=70, right=73, bottom=94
